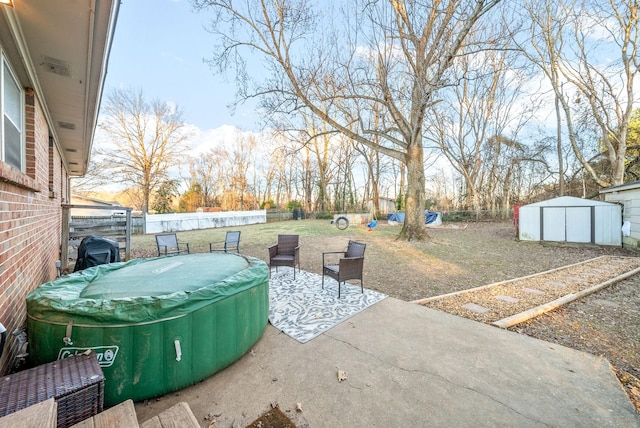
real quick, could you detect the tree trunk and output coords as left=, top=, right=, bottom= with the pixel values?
left=611, top=128, right=627, bottom=186
left=398, top=162, right=406, bottom=211
left=555, top=91, right=564, bottom=195
left=143, top=180, right=150, bottom=215
left=400, top=143, right=428, bottom=240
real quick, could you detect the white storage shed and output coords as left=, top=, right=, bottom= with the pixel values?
left=518, top=196, right=622, bottom=246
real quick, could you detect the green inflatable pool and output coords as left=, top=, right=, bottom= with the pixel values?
left=26, top=253, right=269, bottom=407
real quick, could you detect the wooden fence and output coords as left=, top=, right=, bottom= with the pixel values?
left=61, top=205, right=133, bottom=272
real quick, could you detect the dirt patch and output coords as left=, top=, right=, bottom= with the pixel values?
left=245, top=406, right=297, bottom=428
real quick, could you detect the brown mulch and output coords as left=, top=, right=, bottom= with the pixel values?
left=418, top=256, right=640, bottom=324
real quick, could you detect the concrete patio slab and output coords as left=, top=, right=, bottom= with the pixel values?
left=134, top=298, right=639, bottom=427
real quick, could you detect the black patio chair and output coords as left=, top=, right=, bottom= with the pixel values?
left=322, top=240, right=366, bottom=298
left=268, top=234, right=300, bottom=279
left=209, top=231, right=241, bottom=253
left=155, top=233, right=190, bottom=256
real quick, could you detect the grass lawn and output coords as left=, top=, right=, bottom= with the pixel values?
left=130, top=219, right=630, bottom=302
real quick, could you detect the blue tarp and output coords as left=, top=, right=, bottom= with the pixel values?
left=387, top=211, right=440, bottom=224
left=387, top=212, right=405, bottom=222
left=426, top=210, right=439, bottom=224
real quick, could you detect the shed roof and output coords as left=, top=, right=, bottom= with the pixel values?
left=523, top=196, right=616, bottom=207
left=599, top=180, right=640, bottom=194
left=70, top=195, right=121, bottom=207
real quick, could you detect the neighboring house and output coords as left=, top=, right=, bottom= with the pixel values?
left=366, top=197, right=397, bottom=214
left=600, top=181, right=640, bottom=251
left=70, top=194, right=125, bottom=216
left=0, top=1, right=119, bottom=374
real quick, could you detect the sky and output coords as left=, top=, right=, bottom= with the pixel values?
left=103, top=0, right=259, bottom=132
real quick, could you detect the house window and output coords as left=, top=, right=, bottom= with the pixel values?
left=1, top=55, right=23, bottom=171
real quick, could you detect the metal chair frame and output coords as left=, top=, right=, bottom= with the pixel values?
left=210, top=231, right=241, bottom=253
left=155, top=233, right=190, bottom=256
left=268, top=234, right=301, bottom=279
left=322, top=240, right=366, bottom=298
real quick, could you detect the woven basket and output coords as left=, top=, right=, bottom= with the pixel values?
left=0, top=351, right=104, bottom=428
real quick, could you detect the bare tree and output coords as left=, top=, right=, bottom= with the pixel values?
left=516, top=0, right=573, bottom=195
left=70, top=156, right=108, bottom=194
left=567, top=0, right=639, bottom=187
left=429, top=40, right=530, bottom=213
left=298, top=136, right=320, bottom=213
left=275, top=111, right=345, bottom=213
left=519, top=0, right=639, bottom=188
left=192, top=135, right=259, bottom=211
left=226, top=134, right=257, bottom=210
left=427, top=167, right=457, bottom=210
left=267, top=141, right=296, bottom=208
left=188, top=149, right=224, bottom=207
left=355, top=142, right=383, bottom=215
left=98, top=88, right=192, bottom=213
left=192, top=0, right=501, bottom=240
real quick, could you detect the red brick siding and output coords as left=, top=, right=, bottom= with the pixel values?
left=0, top=92, right=63, bottom=375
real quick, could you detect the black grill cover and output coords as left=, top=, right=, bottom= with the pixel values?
left=73, top=235, right=121, bottom=272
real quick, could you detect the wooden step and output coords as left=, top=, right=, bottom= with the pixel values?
left=0, top=398, right=56, bottom=428
left=70, top=399, right=138, bottom=428
left=140, top=402, right=199, bottom=428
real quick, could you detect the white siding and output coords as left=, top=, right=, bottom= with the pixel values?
left=629, top=199, right=640, bottom=240
left=602, top=185, right=640, bottom=250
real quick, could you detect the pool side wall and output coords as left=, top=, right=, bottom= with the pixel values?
left=27, top=278, right=269, bottom=407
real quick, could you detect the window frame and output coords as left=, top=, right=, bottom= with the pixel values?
left=1, top=52, right=25, bottom=172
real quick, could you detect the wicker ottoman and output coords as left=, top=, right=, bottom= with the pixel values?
left=0, top=352, right=104, bottom=428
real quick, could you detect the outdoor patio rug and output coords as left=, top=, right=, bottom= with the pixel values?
left=268, top=268, right=387, bottom=343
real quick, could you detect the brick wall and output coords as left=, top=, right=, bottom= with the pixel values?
left=0, top=91, right=64, bottom=375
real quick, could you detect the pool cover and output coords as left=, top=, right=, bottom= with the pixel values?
left=27, top=253, right=267, bottom=324
left=26, top=253, right=269, bottom=405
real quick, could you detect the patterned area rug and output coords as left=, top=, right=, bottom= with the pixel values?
left=269, top=268, right=387, bottom=343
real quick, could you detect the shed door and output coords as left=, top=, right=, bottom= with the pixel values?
left=566, top=207, right=592, bottom=243
left=542, top=207, right=566, bottom=241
